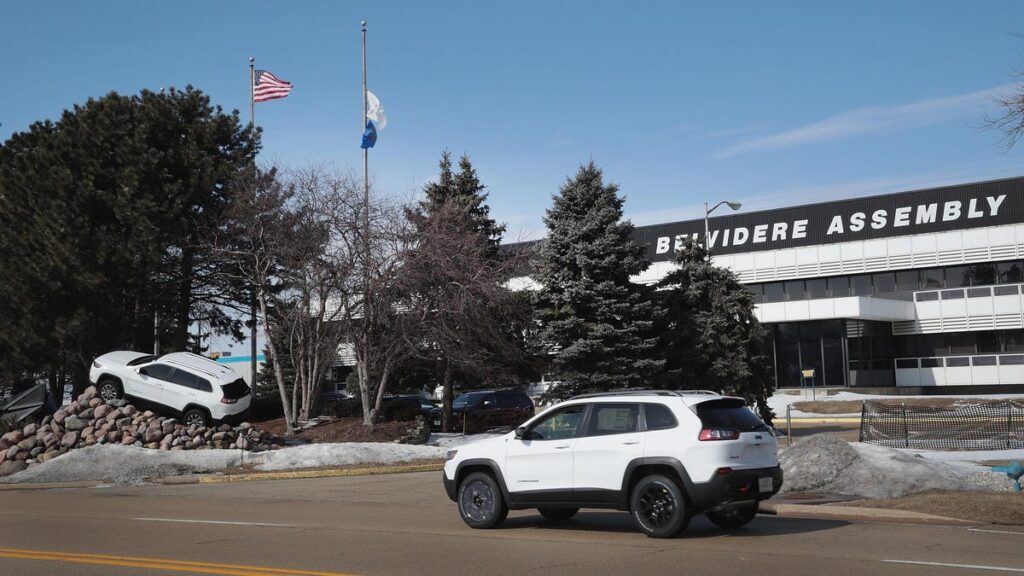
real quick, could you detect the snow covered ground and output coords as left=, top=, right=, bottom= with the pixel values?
left=768, top=388, right=1024, bottom=418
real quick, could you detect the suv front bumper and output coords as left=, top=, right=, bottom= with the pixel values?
left=688, top=466, right=783, bottom=512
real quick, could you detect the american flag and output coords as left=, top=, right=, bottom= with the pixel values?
left=253, top=70, right=292, bottom=103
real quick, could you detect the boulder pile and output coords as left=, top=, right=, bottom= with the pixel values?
left=0, top=385, right=282, bottom=477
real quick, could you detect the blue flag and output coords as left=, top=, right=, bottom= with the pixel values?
left=360, top=120, right=377, bottom=149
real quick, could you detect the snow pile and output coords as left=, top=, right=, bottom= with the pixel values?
left=252, top=443, right=443, bottom=472
left=780, top=434, right=1011, bottom=498
left=0, top=444, right=247, bottom=485
left=427, top=432, right=504, bottom=449
left=0, top=442, right=445, bottom=485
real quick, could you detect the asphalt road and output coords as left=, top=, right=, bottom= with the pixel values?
left=1, top=471, right=1023, bottom=576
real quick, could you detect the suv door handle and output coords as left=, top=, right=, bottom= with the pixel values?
left=622, top=441, right=640, bottom=445
left=554, top=444, right=571, bottom=449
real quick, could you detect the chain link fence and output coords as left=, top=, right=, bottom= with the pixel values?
left=859, top=399, right=1024, bottom=450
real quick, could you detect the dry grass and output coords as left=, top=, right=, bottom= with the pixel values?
left=793, top=397, right=1011, bottom=414
left=257, top=416, right=415, bottom=443
left=841, top=490, right=1024, bottom=525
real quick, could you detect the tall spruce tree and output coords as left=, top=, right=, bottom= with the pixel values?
left=535, top=162, right=662, bottom=394
left=656, top=239, right=775, bottom=423
left=406, top=152, right=528, bottom=431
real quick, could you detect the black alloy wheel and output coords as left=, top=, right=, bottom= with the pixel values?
left=457, top=472, right=508, bottom=529
left=631, top=474, right=690, bottom=538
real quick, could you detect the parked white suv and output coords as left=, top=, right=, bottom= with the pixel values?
left=442, top=390, right=782, bottom=538
left=89, top=351, right=252, bottom=427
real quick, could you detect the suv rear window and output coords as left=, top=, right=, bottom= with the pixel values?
left=695, top=399, right=768, bottom=432
left=221, top=378, right=252, bottom=400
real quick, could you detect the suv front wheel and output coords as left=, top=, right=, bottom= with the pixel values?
left=630, top=474, right=690, bottom=538
left=457, top=472, right=508, bottom=529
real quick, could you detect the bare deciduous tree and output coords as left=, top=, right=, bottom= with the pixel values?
left=402, top=200, right=532, bottom=432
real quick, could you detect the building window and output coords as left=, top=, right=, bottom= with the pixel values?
left=784, top=280, right=805, bottom=302
left=805, top=278, right=828, bottom=299
left=997, top=261, right=1023, bottom=284
left=851, top=275, right=872, bottom=296
left=945, top=266, right=970, bottom=288
left=921, top=268, right=943, bottom=289
left=873, top=273, right=896, bottom=296
left=940, top=289, right=964, bottom=300
left=896, top=358, right=918, bottom=369
left=828, top=276, right=850, bottom=297
left=920, top=358, right=941, bottom=368
left=967, top=263, right=996, bottom=286
left=994, top=285, right=1020, bottom=296
left=972, top=356, right=998, bottom=366
left=945, top=357, right=970, bottom=367
left=763, top=282, right=785, bottom=303
left=915, top=291, right=939, bottom=302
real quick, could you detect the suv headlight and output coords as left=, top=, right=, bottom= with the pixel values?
left=445, top=450, right=458, bottom=461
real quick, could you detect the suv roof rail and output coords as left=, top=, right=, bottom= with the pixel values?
left=568, top=389, right=721, bottom=400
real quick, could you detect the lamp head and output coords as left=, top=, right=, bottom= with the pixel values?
left=727, top=201, right=742, bottom=211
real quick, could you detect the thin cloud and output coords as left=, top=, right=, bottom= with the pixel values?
left=714, top=84, right=1011, bottom=159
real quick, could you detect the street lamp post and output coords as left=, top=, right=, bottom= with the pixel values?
left=703, top=200, right=742, bottom=257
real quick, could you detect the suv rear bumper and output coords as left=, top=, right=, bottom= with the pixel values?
left=688, top=465, right=783, bottom=511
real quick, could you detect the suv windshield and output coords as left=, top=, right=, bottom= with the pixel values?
left=453, top=392, right=489, bottom=408
left=695, top=399, right=769, bottom=432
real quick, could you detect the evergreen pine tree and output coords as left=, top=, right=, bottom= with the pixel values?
left=420, top=151, right=505, bottom=247
left=535, top=162, right=662, bottom=395
left=656, top=239, right=775, bottom=423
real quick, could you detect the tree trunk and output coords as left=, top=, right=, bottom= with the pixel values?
left=357, top=356, right=373, bottom=426
left=441, top=362, right=454, bottom=433
left=174, top=244, right=194, bottom=351
left=258, top=291, right=294, bottom=434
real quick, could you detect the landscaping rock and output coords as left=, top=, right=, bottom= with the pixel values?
left=64, top=416, right=86, bottom=431
left=0, top=460, right=28, bottom=476
left=22, top=423, right=38, bottom=437
left=6, top=446, right=20, bottom=460
left=94, top=405, right=112, bottom=420
left=1, top=431, right=24, bottom=445
left=61, top=432, right=79, bottom=448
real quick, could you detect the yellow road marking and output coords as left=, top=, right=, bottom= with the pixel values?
left=0, top=547, right=357, bottom=576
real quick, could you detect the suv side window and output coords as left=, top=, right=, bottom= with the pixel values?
left=169, top=370, right=212, bottom=392
left=497, top=392, right=516, bottom=408
left=527, top=404, right=586, bottom=440
left=586, top=403, right=640, bottom=436
left=644, top=403, right=678, bottom=431
left=141, top=364, right=175, bottom=382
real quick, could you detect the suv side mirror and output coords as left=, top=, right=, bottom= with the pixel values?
left=137, top=367, right=147, bottom=376
left=515, top=426, right=528, bottom=440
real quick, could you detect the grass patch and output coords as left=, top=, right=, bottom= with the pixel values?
left=841, top=490, right=1024, bottom=525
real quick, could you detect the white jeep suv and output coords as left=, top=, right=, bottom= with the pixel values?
left=89, top=351, right=252, bottom=427
left=442, top=390, right=782, bottom=538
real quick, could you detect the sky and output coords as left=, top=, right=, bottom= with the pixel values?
left=4, top=0, right=1024, bottom=246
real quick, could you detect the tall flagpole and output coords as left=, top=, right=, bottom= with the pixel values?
left=361, top=21, right=370, bottom=381
left=248, top=56, right=258, bottom=394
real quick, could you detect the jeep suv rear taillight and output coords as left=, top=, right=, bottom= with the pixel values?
left=220, top=397, right=238, bottom=404
left=698, top=428, right=740, bottom=441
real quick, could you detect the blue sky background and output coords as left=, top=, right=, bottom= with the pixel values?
left=4, top=0, right=1024, bottom=242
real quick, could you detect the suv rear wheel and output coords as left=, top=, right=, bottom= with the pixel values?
left=706, top=504, right=758, bottom=529
left=630, top=474, right=689, bottom=538
left=97, top=379, right=123, bottom=402
left=183, top=407, right=210, bottom=428
left=538, top=507, right=578, bottom=521
left=457, top=472, right=508, bottom=529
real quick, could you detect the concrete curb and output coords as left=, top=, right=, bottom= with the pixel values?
left=0, top=480, right=105, bottom=491
left=759, top=501, right=974, bottom=525
left=195, top=462, right=444, bottom=484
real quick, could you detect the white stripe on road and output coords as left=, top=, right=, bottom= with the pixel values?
left=132, top=517, right=294, bottom=527
left=884, top=560, right=1024, bottom=573
left=968, top=528, right=1024, bottom=536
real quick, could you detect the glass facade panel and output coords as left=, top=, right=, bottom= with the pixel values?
left=806, top=278, right=828, bottom=299
left=828, top=276, right=850, bottom=297
left=873, top=273, right=896, bottom=296
left=973, top=356, right=998, bottom=366
left=994, top=285, right=1020, bottom=296
left=922, top=268, right=943, bottom=289
left=896, top=358, right=918, bottom=369
left=997, top=261, right=1024, bottom=284
left=945, top=266, right=971, bottom=288
left=967, top=264, right=996, bottom=286
left=763, top=282, right=784, bottom=303
left=915, top=291, right=939, bottom=302
left=784, top=280, right=805, bottom=302
left=851, top=275, right=872, bottom=296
